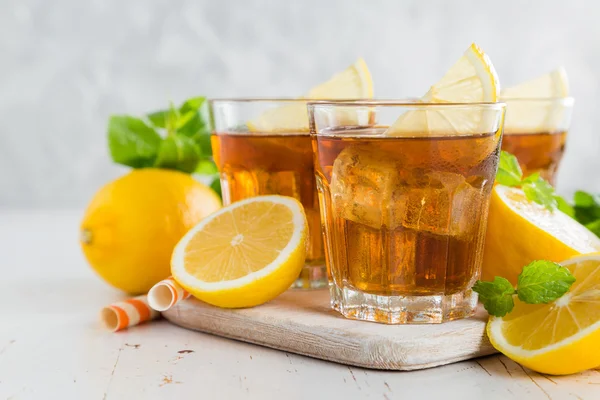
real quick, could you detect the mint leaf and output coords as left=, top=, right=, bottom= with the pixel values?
left=154, top=134, right=202, bottom=173
left=176, top=99, right=211, bottom=156
left=521, top=175, right=558, bottom=211
left=496, top=151, right=523, bottom=186
left=180, top=96, right=206, bottom=114
left=516, top=260, right=575, bottom=304
left=574, top=191, right=598, bottom=208
left=555, top=195, right=575, bottom=217
left=473, top=277, right=516, bottom=317
left=586, top=220, right=600, bottom=237
left=108, top=116, right=162, bottom=168
left=195, top=158, right=219, bottom=175
left=573, top=191, right=600, bottom=225
left=210, top=176, right=222, bottom=199
left=147, top=110, right=169, bottom=128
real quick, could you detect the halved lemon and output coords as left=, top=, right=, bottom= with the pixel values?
left=247, top=58, right=373, bottom=132
left=482, top=185, right=600, bottom=284
left=488, top=253, right=600, bottom=375
left=500, top=67, right=570, bottom=133
left=171, top=195, right=308, bottom=308
left=387, top=43, right=501, bottom=136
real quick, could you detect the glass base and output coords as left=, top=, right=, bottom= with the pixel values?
left=291, top=264, right=328, bottom=290
left=330, top=284, right=478, bottom=324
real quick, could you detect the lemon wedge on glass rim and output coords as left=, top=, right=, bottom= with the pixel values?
left=500, top=67, right=571, bottom=134
left=171, top=195, right=308, bottom=308
left=487, top=253, right=600, bottom=375
left=246, top=58, right=373, bottom=132
left=387, top=43, right=501, bottom=136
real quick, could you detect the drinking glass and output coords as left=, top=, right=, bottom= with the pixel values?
left=501, top=97, right=574, bottom=185
left=309, top=100, right=506, bottom=323
left=210, top=99, right=326, bottom=289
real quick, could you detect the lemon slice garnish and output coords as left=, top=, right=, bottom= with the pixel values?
left=247, top=59, right=373, bottom=132
left=387, top=43, right=500, bottom=136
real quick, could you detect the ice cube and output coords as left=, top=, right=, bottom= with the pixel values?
left=330, top=145, right=486, bottom=236
left=401, top=171, right=485, bottom=237
left=330, top=145, right=402, bottom=229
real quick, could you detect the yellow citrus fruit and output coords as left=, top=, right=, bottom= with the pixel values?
left=500, top=67, right=571, bottom=134
left=246, top=58, right=373, bottom=132
left=388, top=43, right=500, bottom=136
left=482, top=185, right=600, bottom=284
left=80, top=169, right=221, bottom=294
left=487, top=253, right=600, bottom=375
left=171, top=195, right=307, bottom=308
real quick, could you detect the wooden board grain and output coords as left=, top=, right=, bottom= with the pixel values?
left=162, top=289, right=498, bottom=371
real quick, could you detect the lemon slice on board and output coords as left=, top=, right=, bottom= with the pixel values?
left=387, top=43, right=501, bottom=136
left=500, top=67, right=570, bottom=133
left=171, top=195, right=308, bottom=308
left=482, top=185, right=600, bottom=284
left=487, top=253, right=600, bottom=375
left=247, top=58, right=373, bottom=132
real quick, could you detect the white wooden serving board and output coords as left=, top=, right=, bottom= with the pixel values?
left=162, top=289, right=497, bottom=371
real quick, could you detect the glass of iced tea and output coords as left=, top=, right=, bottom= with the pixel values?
left=309, top=100, right=506, bottom=323
left=210, top=99, right=326, bottom=289
left=501, top=97, right=574, bottom=185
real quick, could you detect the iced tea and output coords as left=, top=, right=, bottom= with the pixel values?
left=309, top=98, right=505, bottom=324
left=501, top=97, right=573, bottom=185
left=501, top=131, right=567, bottom=184
left=211, top=133, right=325, bottom=287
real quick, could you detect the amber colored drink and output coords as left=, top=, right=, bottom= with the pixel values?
left=501, top=131, right=567, bottom=185
left=313, top=128, right=502, bottom=321
left=211, top=133, right=324, bottom=286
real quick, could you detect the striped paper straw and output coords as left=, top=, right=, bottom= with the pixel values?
left=147, top=276, right=191, bottom=312
left=100, top=295, right=160, bottom=332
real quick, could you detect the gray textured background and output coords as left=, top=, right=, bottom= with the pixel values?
left=1, top=0, right=599, bottom=209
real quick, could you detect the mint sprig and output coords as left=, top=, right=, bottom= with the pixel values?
left=107, top=96, right=221, bottom=197
left=473, top=260, right=575, bottom=317
left=496, top=151, right=560, bottom=211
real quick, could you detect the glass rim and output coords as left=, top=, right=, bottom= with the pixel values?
left=210, top=98, right=326, bottom=105
left=307, top=100, right=506, bottom=110
left=500, top=96, right=574, bottom=105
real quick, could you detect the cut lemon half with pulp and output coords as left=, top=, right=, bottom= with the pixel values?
left=488, top=253, right=600, bottom=375
left=246, top=58, right=373, bottom=132
left=500, top=67, right=571, bottom=133
left=171, top=195, right=308, bottom=308
left=482, top=185, right=600, bottom=284
left=387, top=43, right=501, bottom=136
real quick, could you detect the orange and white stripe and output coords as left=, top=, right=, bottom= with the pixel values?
left=147, top=276, right=191, bottom=312
left=100, top=295, right=160, bottom=332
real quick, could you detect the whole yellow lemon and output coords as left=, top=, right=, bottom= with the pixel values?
left=80, top=168, right=221, bottom=294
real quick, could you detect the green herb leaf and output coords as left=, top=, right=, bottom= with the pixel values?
left=195, top=158, right=219, bottom=175
left=574, top=191, right=598, bottom=208
left=585, top=220, right=600, bottom=237
left=473, top=277, right=516, bottom=317
left=496, top=151, right=523, bottom=187
left=210, top=176, right=222, bottom=199
left=147, top=110, right=169, bottom=128
left=108, top=116, right=163, bottom=168
left=555, top=195, right=575, bottom=217
left=521, top=175, right=558, bottom=211
left=153, top=134, right=202, bottom=173
left=176, top=98, right=211, bottom=155
left=180, top=96, right=206, bottom=114
left=516, top=260, right=575, bottom=304
left=573, top=191, right=600, bottom=225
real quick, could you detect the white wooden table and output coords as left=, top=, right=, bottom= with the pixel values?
left=1, top=210, right=600, bottom=400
